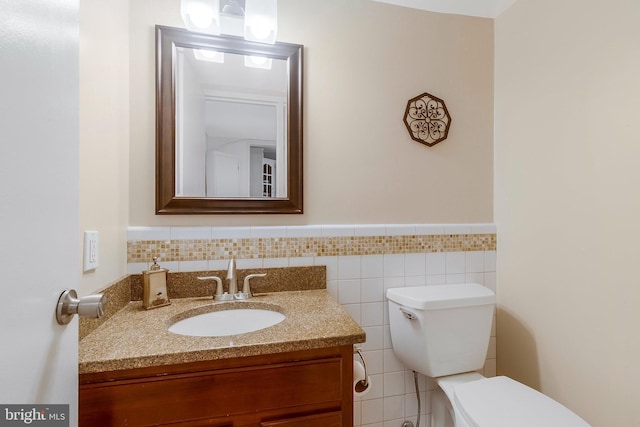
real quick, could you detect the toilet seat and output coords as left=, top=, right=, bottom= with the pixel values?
left=452, top=376, right=590, bottom=427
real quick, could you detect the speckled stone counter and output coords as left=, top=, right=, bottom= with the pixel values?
left=79, top=290, right=366, bottom=374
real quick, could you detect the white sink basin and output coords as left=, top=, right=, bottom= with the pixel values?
left=168, top=308, right=285, bottom=337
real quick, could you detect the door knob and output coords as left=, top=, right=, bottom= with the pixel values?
left=56, top=289, right=106, bottom=325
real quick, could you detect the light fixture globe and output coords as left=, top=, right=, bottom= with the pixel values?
left=244, top=0, right=277, bottom=44
left=180, top=0, right=221, bottom=35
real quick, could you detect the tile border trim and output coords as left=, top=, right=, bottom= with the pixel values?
left=128, top=224, right=496, bottom=264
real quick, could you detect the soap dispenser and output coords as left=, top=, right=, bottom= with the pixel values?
left=142, top=257, right=171, bottom=309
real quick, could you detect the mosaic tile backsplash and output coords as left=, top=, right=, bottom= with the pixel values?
left=126, top=223, right=497, bottom=427
left=127, top=224, right=496, bottom=267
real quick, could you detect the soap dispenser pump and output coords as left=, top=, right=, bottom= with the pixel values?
left=142, top=257, right=171, bottom=309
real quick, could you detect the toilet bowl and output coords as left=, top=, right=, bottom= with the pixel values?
left=387, top=284, right=590, bottom=427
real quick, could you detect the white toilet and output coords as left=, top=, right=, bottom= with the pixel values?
left=387, top=283, right=590, bottom=427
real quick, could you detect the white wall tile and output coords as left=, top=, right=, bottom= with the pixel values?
left=405, top=253, right=426, bottom=276
left=404, top=371, right=426, bottom=394
left=362, top=326, right=384, bottom=351
left=289, top=256, right=314, bottom=267
left=382, top=326, right=392, bottom=351
left=405, top=275, right=427, bottom=287
left=178, top=260, right=208, bottom=272
left=466, top=251, right=484, bottom=273
left=338, top=279, right=361, bottom=304
left=426, top=274, right=447, bottom=285
left=445, top=251, right=465, bottom=274
left=361, top=374, right=383, bottom=400
left=263, top=257, right=289, bottom=268
left=315, top=256, right=338, bottom=281
left=487, top=336, right=497, bottom=359
left=383, top=254, right=404, bottom=277
left=324, top=280, right=337, bottom=299
left=484, top=272, right=496, bottom=293
left=362, top=350, right=384, bottom=375
left=361, top=398, right=384, bottom=424
left=383, top=277, right=404, bottom=295
left=353, top=401, right=362, bottom=426
left=446, top=273, right=466, bottom=284
left=386, top=224, right=416, bottom=236
left=383, top=349, right=405, bottom=372
left=471, top=223, right=496, bottom=234
left=361, top=302, right=384, bottom=326
left=484, top=250, right=497, bottom=271
left=405, top=391, right=426, bottom=423
left=362, top=255, right=384, bottom=278
left=208, top=258, right=232, bottom=270
left=444, top=224, right=472, bottom=234
left=158, top=261, right=179, bottom=272
left=426, top=252, right=446, bottom=275
left=355, top=224, right=386, bottom=236
left=415, top=224, right=445, bottom=235
left=339, top=255, right=362, bottom=280
left=465, top=272, right=484, bottom=284
left=127, top=262, right=148, bottom=274
left=484, top=358, right=496, bottom=377
left=383, top=371, right=405, bottom=396
left=362, top=278, right=384, bottom=303
left=236, top=258, right=264, bottom=269
left=383, top=395, right=405, bottom=421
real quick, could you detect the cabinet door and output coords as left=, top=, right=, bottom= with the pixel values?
left=261, top=411, right=342, bottom=427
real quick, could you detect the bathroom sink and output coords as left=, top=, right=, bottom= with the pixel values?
left=168, top=307, right=285, bottom=337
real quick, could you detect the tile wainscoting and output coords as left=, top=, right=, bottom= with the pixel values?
left=127, top=224, right=497, bottom=427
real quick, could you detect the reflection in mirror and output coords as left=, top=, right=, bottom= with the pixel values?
left=156, top=25, right=303, bottom=214
left=175, top=48, right=288, bottom=199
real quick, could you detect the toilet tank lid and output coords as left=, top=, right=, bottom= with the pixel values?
left=386, top=284, right=495, bottom=310
left=453, top=376, right=590, bottom=427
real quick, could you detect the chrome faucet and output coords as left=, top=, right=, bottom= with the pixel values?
left=226, top=258, right=238, bottom=296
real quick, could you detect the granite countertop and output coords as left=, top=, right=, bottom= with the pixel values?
left=79, top=290, right=366, bottom=374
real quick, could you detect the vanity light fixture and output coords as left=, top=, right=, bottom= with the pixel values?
left=244, top=55, right=272, bottom=69
left=180, top=0, right=221, bottom=35
left=180, top=0, right=277, bottom=44
left=244, top=0, right=277, bottom=44
left=193, top=48, right=224, bottom=63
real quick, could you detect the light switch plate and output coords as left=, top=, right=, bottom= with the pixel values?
left=83, top=231, right=99, bottom=272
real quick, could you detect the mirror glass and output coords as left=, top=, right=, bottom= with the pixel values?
left=156, top=26, right=303, bottom=214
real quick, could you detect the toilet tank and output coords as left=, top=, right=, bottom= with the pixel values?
left=387, top=284, right=496, bottom=378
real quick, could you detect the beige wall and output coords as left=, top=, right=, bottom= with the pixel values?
left=128, top=0, right=494, bottom=226
left=79, top=0, right=130, bottom=294
left=495, top=0, right=640, bottom=425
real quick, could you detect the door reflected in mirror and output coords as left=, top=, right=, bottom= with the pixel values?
left=156, top=26, right=303, bottom=214
left=175, top=47, right=288, bottom=199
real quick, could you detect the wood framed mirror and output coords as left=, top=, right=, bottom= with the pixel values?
left=156, top=25, right=303, bottom=214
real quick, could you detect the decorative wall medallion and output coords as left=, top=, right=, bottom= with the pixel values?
left=403, top=92, right=451, bottom=147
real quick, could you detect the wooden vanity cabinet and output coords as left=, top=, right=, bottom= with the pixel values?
left=79, top=345, right=353, bottom=427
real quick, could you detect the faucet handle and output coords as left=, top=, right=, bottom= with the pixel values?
left=237, top=273, right=267, bottom=299
left=226, top=258, right=236, bottom=279
left=197, top=276, right=226, bottom=300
